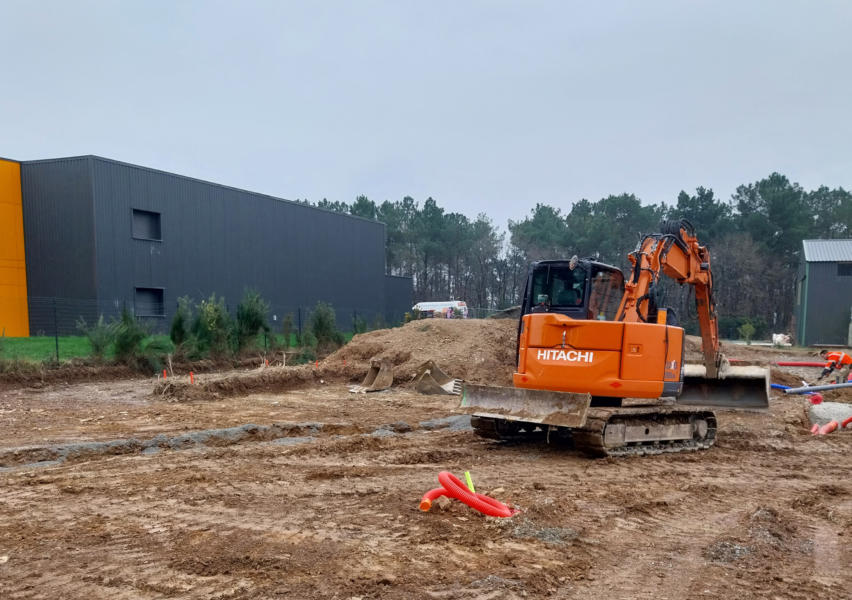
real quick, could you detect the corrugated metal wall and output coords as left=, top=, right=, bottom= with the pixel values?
left=21, top=157, right=98, bottom=334
left=384, top=275, right=414, bottom=324
left=802, top=261, right=852, bottom=345
left=82, top=156, right=407, bottom=330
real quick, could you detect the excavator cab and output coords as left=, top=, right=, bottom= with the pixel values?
left=522, top=258, right=624, bottom=321
left=516, top=259, right=624, bottom=365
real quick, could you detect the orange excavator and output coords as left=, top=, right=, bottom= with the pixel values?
left=462, top=219, right=769, bottom=456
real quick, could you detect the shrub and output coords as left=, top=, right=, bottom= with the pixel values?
left=113, top=308, right=147, bottom=365
left=141, top=336, right=176, bottom=372
left=192, top=294, right=233, bottom=357
left=309, top=302, right=344, bottom=352
left=76, top=315, right=116, bottom=360
left=236, top=289, right=270, bottom=351
left=170, top=296, right=193, bottom=346
left=281, top=313, right=294, bottom=349
left=737, top=321, right=756, bottom=344
left=293, top=330, right=318, bottom=364
left=353, top=314, right=368, bottom=334
left=294, top=345, right=317, bottom=364
left=302, top=330, right=318, bottom=349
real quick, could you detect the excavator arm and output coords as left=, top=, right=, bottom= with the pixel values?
left=616, top=219, right=722, bottom=377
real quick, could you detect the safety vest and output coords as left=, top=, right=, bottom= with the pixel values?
left=825, top=351, right=852, bottom=367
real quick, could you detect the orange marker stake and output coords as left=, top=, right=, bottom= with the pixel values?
left=163, top=369, right=167, bottom=379
left=315, top=360, right=318, bottom=368
left=189, top=371, right=194, bottom=384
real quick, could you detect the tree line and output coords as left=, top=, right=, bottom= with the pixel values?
left=307, top=173, right=850, bottom=337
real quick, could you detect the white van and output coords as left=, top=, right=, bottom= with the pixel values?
left=412, top=300, right=468, bottom=319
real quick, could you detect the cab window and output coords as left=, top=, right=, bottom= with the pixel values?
left=531, top=265, right=587, bottom=308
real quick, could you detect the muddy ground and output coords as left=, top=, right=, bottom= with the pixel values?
left=1, top=323, right=851, bottom=599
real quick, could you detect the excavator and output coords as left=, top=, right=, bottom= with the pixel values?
left=461, top=219, right=769, bottom=457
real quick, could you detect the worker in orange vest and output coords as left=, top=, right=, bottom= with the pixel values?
left=818, top=349, right=852, bottom=384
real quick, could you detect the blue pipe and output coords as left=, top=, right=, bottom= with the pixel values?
left=770, top=383, right=790, bottom=390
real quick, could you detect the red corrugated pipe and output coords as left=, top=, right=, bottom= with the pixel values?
left=841, top=416, right=852, bottom=429
left=775, top=361, right=825, bottom=367
left=419, top=471, right=518, bottom=518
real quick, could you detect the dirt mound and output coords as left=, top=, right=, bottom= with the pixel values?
left=153, top=320, right=516, bottom=401
left=325, top=319, right=518, bottom=387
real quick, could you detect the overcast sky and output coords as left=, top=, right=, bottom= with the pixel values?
left=2, top=1, right=851, bottom=227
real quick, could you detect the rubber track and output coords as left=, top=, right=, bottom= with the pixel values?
left=472, top=407, right=717, bottom=458
left=571, top=407, right=717, bottom=457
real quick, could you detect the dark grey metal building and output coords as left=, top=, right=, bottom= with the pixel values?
left=20, top=155, right=412, bottom=334
left=794, top=239, right=852, bottom=346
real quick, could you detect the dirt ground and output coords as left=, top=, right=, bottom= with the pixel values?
left=1, top=322, right=851, bottom=599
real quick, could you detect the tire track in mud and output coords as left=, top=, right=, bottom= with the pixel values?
left=0, top=416, right=472, bottom=471
left=0, top=427, right=485, bottom=599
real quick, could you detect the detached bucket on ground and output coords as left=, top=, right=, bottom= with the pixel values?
left=349, top=358, right=394, bottom=393
left=414, top=360, right=462, bottom=395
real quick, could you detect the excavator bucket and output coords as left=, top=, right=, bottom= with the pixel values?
left=349, top=358, right=394, bottom=393
left=414, top=360, right=463, bottom=395
left=460, top=384, right=591, bottom=428
left=677, top=363, right=770, bottom=410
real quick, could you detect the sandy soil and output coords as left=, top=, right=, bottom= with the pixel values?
left=1, top=324, right=851, bottom=599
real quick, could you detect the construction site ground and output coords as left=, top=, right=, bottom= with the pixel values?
left=1, top=319, right=850, bottom=599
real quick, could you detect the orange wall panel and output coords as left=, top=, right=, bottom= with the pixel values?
left=0, top=158, right=29, bottom=336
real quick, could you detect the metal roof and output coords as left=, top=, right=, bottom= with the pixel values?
left=802, top=239, right=852, bottom=262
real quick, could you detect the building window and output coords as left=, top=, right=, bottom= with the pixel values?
left=135, top=287, right=165, bottom=317
left=839, top=263, right=852, bottom=277
left=132, top=209, right=162, bottom=241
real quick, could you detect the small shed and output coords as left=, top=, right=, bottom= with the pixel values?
left=794, top=239, right=852, bottom=346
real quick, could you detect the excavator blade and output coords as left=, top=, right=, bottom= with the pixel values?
left=460, top=384, right=591, bottom=428
left=677, top=364, right=770, bottom=410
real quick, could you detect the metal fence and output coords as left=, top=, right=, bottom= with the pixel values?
left=20, top=297, right=408, bottom=336
left=1, top=296, right=508, bottom=362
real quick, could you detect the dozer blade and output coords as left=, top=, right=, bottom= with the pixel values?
left=414, top=360, right=463, bottom=395
left=677, top=364, right=769, bottom=410
left=460, top=384, right=591, bottom=428
left=349, top=358, right=394, bottom=393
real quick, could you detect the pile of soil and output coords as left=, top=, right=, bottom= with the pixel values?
left=324, top=318, right=517, bottom=386
left=154, top=319, right=518, bottom=401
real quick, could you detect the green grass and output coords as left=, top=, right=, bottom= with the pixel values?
left=1, top=330, right=360, bottom=365
left=0, top=336, right=92, bottom=362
